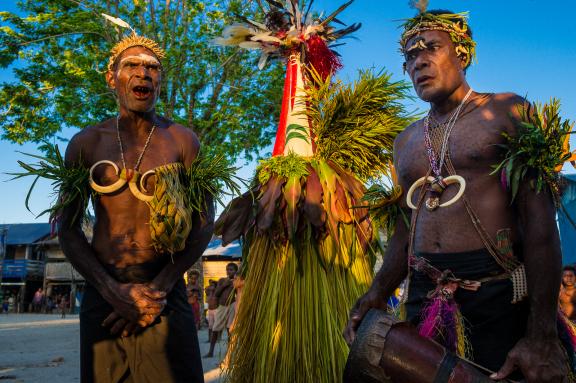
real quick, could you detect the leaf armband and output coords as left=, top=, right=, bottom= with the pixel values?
left=492, top=98, right=575, bottom=205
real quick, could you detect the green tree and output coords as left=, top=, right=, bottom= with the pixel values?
left=0, top=0, right=284, bottom=160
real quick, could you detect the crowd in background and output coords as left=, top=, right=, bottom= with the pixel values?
left=2, top=287, right=72, bottom=316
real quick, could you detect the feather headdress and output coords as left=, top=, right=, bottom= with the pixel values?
left=102, top=13, right=166, bottom=71
left=212, top=0, right=360, bottom=78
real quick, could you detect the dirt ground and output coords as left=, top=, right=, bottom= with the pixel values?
left=0, top=314, right=227, bottom=383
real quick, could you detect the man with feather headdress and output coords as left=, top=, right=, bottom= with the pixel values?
left=345, top=3, right=573, bottom=382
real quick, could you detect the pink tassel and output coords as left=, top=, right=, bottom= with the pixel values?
left=418, top=281, right=470, bottom=357
left=419, top=295, right=458, bottom=353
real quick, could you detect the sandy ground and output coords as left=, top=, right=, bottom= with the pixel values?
left=0, top=314, right=228, bottom=383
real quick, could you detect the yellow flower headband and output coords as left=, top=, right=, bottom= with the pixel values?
left=102, top=14, right=166, bottom=72
left=107, top=34, right=166, bottom=72
left=399, top=11, right=476, bottom=68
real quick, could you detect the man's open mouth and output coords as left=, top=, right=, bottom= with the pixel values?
left=132, top=85, right=152, bottom=99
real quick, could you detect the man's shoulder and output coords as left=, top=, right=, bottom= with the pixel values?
left=485, top=92, right=529, bottom=134
left=488, top=92, right=528, bottom=113
left=66, top=119, right=114, bottom=163
left=394, top=119, right=422, bottom=150
left=161, top=118, right=197, bottom=140
left=160, top=118, right=200, bottom=153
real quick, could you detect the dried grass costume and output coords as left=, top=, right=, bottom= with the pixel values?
left=213, top=1, right=414, bottom=382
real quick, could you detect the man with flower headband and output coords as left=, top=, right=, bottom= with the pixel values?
left=345, top=5, right=571, bottom=382
left=58, top=31, right=211, bottom=382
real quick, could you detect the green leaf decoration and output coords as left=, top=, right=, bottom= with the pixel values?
left=257, top=153, right=310, bottom=185
left=491, top=98, right=575, bottom=204
left=301, top=67, right=416, bottom=181
left=286, top=123, right=308, bottom=134
left=8, top=141, right=91, bottom=224
left=285, top=131, right=310, bottom=145
left=186, top=151, right=244, bottom=212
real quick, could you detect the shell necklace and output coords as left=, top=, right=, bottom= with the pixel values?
left=406, top=89, right=473, bottom=211
left=88, top=117, right=157, bottom=202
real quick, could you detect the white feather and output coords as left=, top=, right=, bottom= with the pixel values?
left=251, top=33, right=282, bottom=43
left=409, top=0, right=429, bottom=14
left=245, top=19, right=269, bottom=31
left=239, top=41, right=263, bottom=50
left=222, top=24, right=254, bottom=39
left=258, top=53, right=269, bottom=70
left=101, top=13, right=135, bottom=33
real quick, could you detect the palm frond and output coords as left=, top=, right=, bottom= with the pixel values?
left=362, top=182, right=407, bottom=238
left=186, top=151, right=245, bottom=211
left=302, top=67, right=416, bottom=181
left=9, top=141, right=91, bottom=223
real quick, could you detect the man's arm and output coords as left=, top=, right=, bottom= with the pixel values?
left=214, top=277, right=232, bottom=297
left=492, top=184, right=567, bottom=379
left=343, top=207, right=409, bottom=345
left=59, top=133, right=165, bottom=330
left=493, top=180, right=568, bottom=382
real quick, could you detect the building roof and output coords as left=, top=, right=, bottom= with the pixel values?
left=203, top=238, right=241, bottom=258
left=0, top=223, right=52, bottom=245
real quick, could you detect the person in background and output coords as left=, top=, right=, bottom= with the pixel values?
left=205, top=279, right=218, bottom=343
left=2, top=295, right=9, bottom=313
left=559, top=265, right=576, bottom=320
left=32, top=288, right=44, bottom=313
left=60, top=294, right=69, bottom=319
left=204, top=263, right=238, bottom=358
left=188, top=288, right=201, bottom=329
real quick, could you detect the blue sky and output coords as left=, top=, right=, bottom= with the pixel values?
left=1, top=0, right=575, bottom=223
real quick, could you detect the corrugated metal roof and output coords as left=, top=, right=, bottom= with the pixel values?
left=203, top=238, right=241, bottom=258
left=0, top=223, right=51, bottom=245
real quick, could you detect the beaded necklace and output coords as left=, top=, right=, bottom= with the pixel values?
left=422, top=88, right=472, bottom=210
left=116, top=116, right=156, bottom=178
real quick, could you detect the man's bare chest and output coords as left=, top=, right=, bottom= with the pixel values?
left=89, top=132, right=181, bottom=186
left=397, top=115, right=509, bottom=186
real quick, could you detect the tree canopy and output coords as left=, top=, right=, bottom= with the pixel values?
left=0, top=0, right=285, bottom=160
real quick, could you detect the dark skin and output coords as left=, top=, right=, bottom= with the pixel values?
left=559, top=270, right=576, bottom=319
left=204, top=264, right=237, bottom=358
left=343, top=30, right=567, bottom=382
left=59, top=46, right=215, bottom=337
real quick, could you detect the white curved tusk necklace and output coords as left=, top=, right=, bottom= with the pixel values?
left=406, top=88, right=473, bottom=211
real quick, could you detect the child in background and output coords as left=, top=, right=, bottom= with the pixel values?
left=188, top=288, right=201, bottom=329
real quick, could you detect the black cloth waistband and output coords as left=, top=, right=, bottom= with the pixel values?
left=407, top=247, right=529, bottom=375
left=414, top=246, right=522, bottom=280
